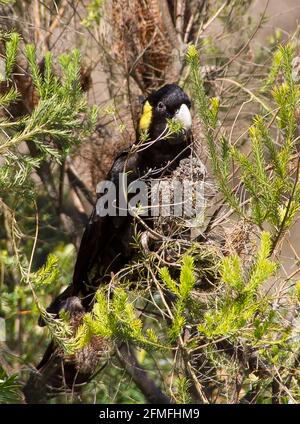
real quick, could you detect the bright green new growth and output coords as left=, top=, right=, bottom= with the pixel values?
left=74, top=288, right=160, bottom=351
left=81, top=0, right=104, bottom=28
left=73, top=256, right=197, bottom=351
left=198, top=232, right=277, bottom=338
left=174, top=376, right=192, bottom=404
left=30, top=254, right=59, bottom=287
left=4, top=32, right=20, bottom=78
left=160, top=255, right=195, bottom=342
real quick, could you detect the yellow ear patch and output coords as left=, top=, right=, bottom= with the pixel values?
left=139, top=100, right=152, bottom=132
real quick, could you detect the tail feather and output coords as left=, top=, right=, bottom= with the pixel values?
left=24, top=297, right=106, bottom=403
left=23, top=345, right=92, bottom=403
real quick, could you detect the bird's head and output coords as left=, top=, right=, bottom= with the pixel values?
left=139, top=84, right=192, bottom=144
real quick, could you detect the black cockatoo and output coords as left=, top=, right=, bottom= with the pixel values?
left=39, top=83, right=192, bottom=324
left=24, top=84, right=192, bottom=400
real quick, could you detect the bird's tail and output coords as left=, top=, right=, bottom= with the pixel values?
left=23, top=343, right=93, bottom=403
left=24, top=297, right=108, bottom=403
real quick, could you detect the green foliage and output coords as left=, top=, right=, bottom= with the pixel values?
left=186, top=45, right=217, bottom=135
left=26, top=250, right=76, bottom=355
left=81, top=0, right=104, bottom=28
left=0, top=30, right=96, bottom=400
left=179, top=256, right=195, bottom=300
left=198, top=232, right=277, bottom=338
left=74, top=288, right=160, bottom=351
left=174, top=376, right=192, bottom=404
left=0, top=367, right=22, bottom=404
left=0, top=87, right=19, bottom=107
left=188, top=43, right=300, bottom=246
left=160, top=255, right=195, bottom=342
left=159, top=267, right=179, bottom=296
left=30, top=254, right=59, bottom=287
left=0, top=32, right=97, bottom=358
left=166, top=117, right=184, bottom=135
left=0, top=35, right=97, bottom=198
left=187, top=44, right=241, bottom=213
left=4, top=32, right=19, bottom=78
left=262, top=48, right=283, bottom=91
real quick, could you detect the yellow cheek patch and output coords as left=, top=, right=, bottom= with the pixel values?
left=139, top=100, right=152, bottom=132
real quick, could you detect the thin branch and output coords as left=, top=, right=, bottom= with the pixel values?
left=117, top=344, right=171, bottom=404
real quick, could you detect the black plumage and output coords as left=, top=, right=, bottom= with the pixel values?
left=25, top=84, right=192, bottom=398
left=39, top=83, right=192, bottom=323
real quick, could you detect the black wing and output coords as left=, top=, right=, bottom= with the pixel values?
left=71, top=148, right=138, bottom=295
left=39, top=148, right=138, bottom=325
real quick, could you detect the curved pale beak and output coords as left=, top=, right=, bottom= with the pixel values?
left=174, top=103, right=192, bottom=132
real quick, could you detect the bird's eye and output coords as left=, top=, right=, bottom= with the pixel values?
left=157, top=101, right=165, bottom=111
